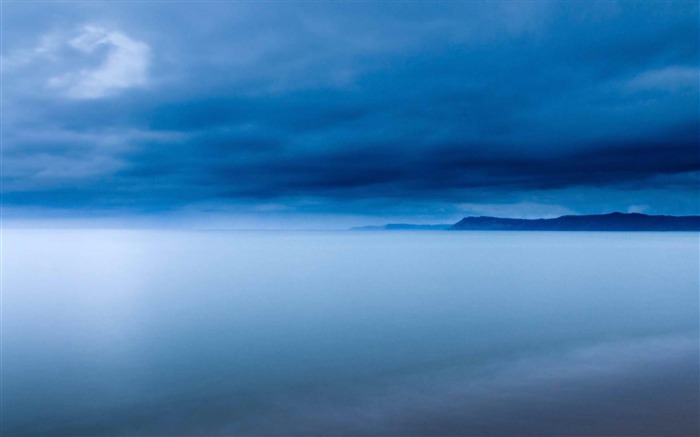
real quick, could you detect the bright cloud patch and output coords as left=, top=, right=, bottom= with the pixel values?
left=48, top=25, right=150, bottom=99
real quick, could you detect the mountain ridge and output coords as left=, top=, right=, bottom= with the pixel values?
left=351, top=213, right=700, bottom=231
left=450, top=212, right=700, bottom=231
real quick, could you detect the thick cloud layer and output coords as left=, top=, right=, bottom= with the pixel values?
left=3, top=2, right=699, bottom=224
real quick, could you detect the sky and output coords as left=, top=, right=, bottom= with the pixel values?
left=2, top=1, right=699, bottom=228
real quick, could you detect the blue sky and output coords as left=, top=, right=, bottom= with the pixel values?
left=2, top=1, right=699, bottom=227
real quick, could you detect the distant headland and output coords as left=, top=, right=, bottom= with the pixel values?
left=353, top=212, right=700, bottom=231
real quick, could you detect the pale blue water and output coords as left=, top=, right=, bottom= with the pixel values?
left=2, top=230, right=699, bottom=436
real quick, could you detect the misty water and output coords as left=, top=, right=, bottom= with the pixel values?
left=3, top=230, right=699, bottom=436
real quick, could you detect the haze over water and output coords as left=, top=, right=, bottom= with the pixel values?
left=2, top=230, right=699, bottom=436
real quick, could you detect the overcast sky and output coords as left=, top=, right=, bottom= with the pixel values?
left=3, top=1, right=699, bottom=227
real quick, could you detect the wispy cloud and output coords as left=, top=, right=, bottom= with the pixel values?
left=627, top=65, right=699, bottom=92
left=47, top=25, right=151, bottom=99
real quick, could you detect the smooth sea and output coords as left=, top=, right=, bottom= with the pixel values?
left=2, top=230, right=699, bottom=435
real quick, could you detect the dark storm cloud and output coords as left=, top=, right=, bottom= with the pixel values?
left=3, top=1, right=699, bottom=218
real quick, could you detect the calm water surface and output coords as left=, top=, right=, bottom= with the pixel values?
left=3, top=230, right=699, bottom=435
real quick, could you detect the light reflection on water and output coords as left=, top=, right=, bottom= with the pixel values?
left=3, top=230, right=699, bottom=435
